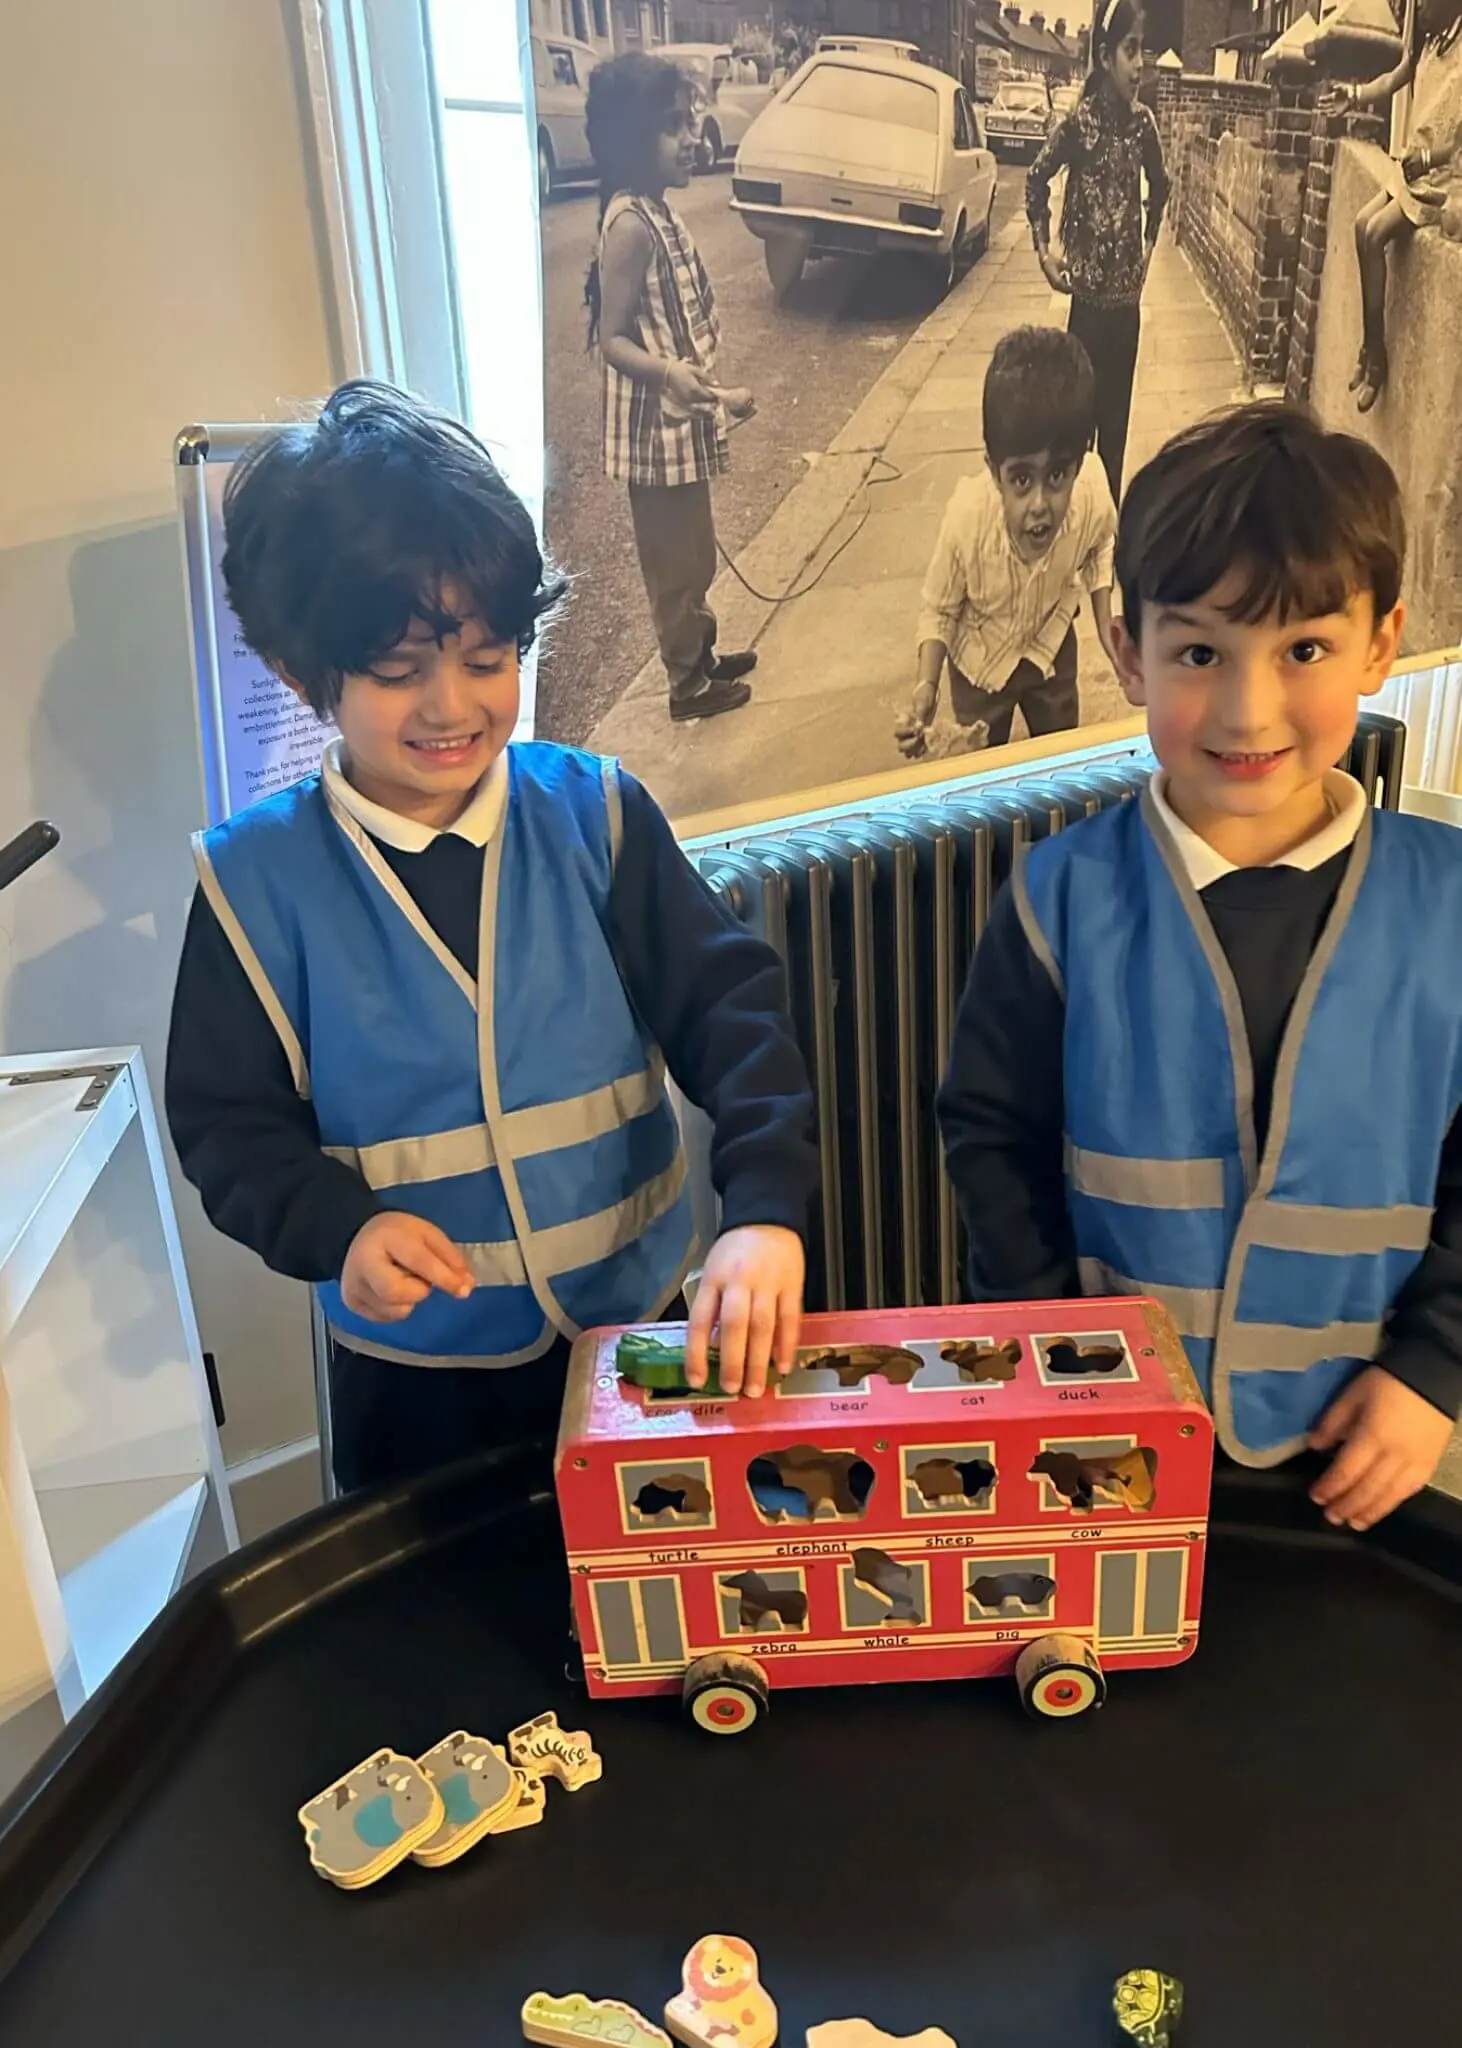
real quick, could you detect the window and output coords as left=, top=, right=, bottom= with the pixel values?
left=953, top=90, right=974, bottom=151
left=593, top=0, right=609, bottom=33
left=549, top=43, right=578, bottom=88
left=789, top=64, right=941, bottom=134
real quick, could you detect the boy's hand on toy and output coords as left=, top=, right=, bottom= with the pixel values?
left=1307, top=1366, right=1453, bottom=1531
left=341, top=1213, right=474, bottom=1323
left=664, top=361, right=719, bottom=414
left=1037, top=247, right=1071, bottom=294
left=685, top=1225, right=805, bottom=1397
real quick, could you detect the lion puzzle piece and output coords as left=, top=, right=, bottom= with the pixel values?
left=806, top=2023, right=957, bottom=2048
left=298, top=1748, right=443, bottom=1889
left=508, top=1711, right=602, bottom=1791
left=664, top=1935, right=778, bottom=2048
left=522, top=1991, right=671, bottom=2048
left=1113, top=1968, right=1184, bottom=2045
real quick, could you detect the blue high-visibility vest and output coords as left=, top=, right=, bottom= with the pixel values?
left=1016, top=786, right=1462, bottom=1463
left=196, top=742, right=697, bottom=1366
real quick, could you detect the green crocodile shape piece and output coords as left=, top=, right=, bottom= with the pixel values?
left=614, top=1330, right=724, bottom=1394
left=521, top=1990, right=671, bottom=2047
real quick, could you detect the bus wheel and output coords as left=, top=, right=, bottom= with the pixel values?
left=683, top=1652, right=769, bottom=1735
left=1016, top=1634, right=1106, bottom=1719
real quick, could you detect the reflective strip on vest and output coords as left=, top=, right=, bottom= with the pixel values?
left=1065, top=1141, right=1224, bottom=1211
left=1078, top=1258, right=1220, bottom=1340
left=322, top=1056, right=668, bottom=1188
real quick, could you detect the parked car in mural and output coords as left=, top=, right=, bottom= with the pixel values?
left=983, top=76, right=1050, bottom=161
left=815, top=34, right=921, bottom=63
left=531, top=31, right=598, bottom=200
left=731, top=52, right=999, bottom=302
left=1047, top=81, right=1081, bottom=129
left=668, top=43, right=776, bottom=169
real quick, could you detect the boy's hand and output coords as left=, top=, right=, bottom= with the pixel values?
left=685, top=1225, right=805, bottom=1398
left=1307, top=1366, right=1454, bottom=1531
left=895, top=681, right=938, bottom=759
left=341, top=1213, right=474, bottom=1324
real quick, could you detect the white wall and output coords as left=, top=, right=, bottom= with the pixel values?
left=0, top=0, right=340, bottom=1468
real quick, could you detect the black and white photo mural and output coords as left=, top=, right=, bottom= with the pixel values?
left=525, top=1, right=1461, bottom=822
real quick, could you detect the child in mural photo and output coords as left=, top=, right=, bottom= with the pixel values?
left=939, top=401, right=1461, bottom=1531
left=1025, top=0, right=1171, bottom=501
left=1319, top=0, right=1462, bottom=412
left=894, top=327, right=1120, bottom=761
left=585, top=52, right=758, bottom=724
left=166, top=381, right=817, bottom=1495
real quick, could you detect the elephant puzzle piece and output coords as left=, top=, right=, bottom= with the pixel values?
left=411, top=1731, right=519, bottom=1867
left=665, top=1935, right=778, bottom=2048
left=298, top=1749, right=443, bottom=1889
left=522, top=1992, right=671, bottom=2047
left=508, top=1711, right=603, bottom=1791
left=807, top=2025, right=957, bottom=2048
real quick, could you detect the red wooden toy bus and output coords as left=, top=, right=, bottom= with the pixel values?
left=555, top=1299, right=1214, bottom=1730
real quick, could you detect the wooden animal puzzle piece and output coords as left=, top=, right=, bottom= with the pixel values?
left=806, top=2023, right=957, bottom=2048
left=616, top=1330, right=723, bottom=1395
left=492, top=1766, right=548, bottom=1833
left=796, top=1344, right=924, bottom=1388
left=1029, top=1446, right=1158, bottom=1513
left=523, top=1991, right=671, bottom=2047
left=721, top=1568, right=809, bottom=1630
left=908, top=1454, right=996, bottom=1507
left=412, top=1731, right=518, bottom=1866
left=298, top=1748, right=443, bottom=1888
left=940, top=1338, right=1021, bottom=1383
left=748, top=1444, right=873, bottom=1521
left=852, top=1547, right=924, bottom=1624
left=1113, top=1967, right=1184, bottom=2045
left=968, top=1570, right=1056, bottom=1613
left=632, top=1472, right=713, bottom=1522
left=508, top=1711, right=603, bottom=1791
left=665, top=1935, right=778, bottom=2048
left=1042, top=1337, right=1126, bottom=1376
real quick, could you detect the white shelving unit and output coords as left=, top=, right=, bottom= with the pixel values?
left=0, top=1048, right=237, bottom=1794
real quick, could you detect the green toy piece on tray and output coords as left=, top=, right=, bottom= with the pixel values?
left=1113, top=1968, right=1184, bottom=2045
left=615, top=1330, right=723, bottom=1395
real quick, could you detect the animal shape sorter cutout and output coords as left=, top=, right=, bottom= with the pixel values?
left=665, top=1936, right=777, bottom=2048
left=299, top=1749, right=443, bottom=1889
left=555, top=1299, right=1214, bottom=1725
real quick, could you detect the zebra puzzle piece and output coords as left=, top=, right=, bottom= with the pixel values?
left=507, top=1711, right=603, bottom=1791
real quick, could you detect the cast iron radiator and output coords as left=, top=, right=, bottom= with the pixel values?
left=696, top=711, right=1407, bottom=1315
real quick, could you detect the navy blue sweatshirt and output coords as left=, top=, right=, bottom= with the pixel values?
left=166, top=771, right=818, bottom=1284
